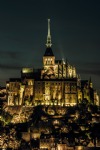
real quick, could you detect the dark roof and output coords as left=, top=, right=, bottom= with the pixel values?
left=81, top=80, right=88, bottom=85
left=0, top=86, right=6, bottom=90
left=55, top=60, right=62, bottom=64
left=44, top=47, right=54, bottom=56
left=9, top=78, right=21, bottom=82
left=81, top=80, right=88, bottom=88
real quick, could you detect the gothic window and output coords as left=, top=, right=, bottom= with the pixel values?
left=51, top=58, right=52, bottom=64
left=28, top=80, right=33, bottom=85
left=45, top=59, right=47, bottom=65
left=65, top=83, right=70, bottom=92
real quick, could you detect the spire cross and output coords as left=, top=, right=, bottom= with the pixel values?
left=46, top=19, right=52, bottom=47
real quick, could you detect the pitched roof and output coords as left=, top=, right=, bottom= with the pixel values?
left=44, top=47, right=54, bottom=56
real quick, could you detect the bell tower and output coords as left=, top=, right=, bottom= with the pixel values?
left=43, top=19, right=55, bottom=68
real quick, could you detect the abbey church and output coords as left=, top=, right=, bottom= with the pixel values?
left=6, top=20, right=99, bottom=106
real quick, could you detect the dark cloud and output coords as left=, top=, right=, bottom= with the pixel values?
left=74, top=61, right=100, bottom=68
left=75, top=61, right=100, bottom=76
left=83, top=62, right=100, bottom=67
left=78, top=69, right=100, bottom=76
left=0, top=63, right=22, bottom=70
left=0, top=50, right=19, bottom=59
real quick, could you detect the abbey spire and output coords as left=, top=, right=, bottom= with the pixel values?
left=46, top=19, right=52, bottom=47
left=44, top=19, right=54, bottom=56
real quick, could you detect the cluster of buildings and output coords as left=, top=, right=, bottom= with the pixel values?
left=0, top=19, right=100, bottom=150
left=6, top=19, right=99, bottom=107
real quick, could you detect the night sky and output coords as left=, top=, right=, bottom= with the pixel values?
left=0, top=0, right=100, bottom=91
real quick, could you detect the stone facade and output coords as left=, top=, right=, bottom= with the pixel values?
left=6, top=19, right=99, bottom=107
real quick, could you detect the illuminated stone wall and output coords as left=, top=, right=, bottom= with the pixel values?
left=7, top=80, right=21, bottom=106
left=41, top=58, right=77, bottom=79
left=33, top=79, right=77, bottom=106
left=7, top=76, right=99, bottom=106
